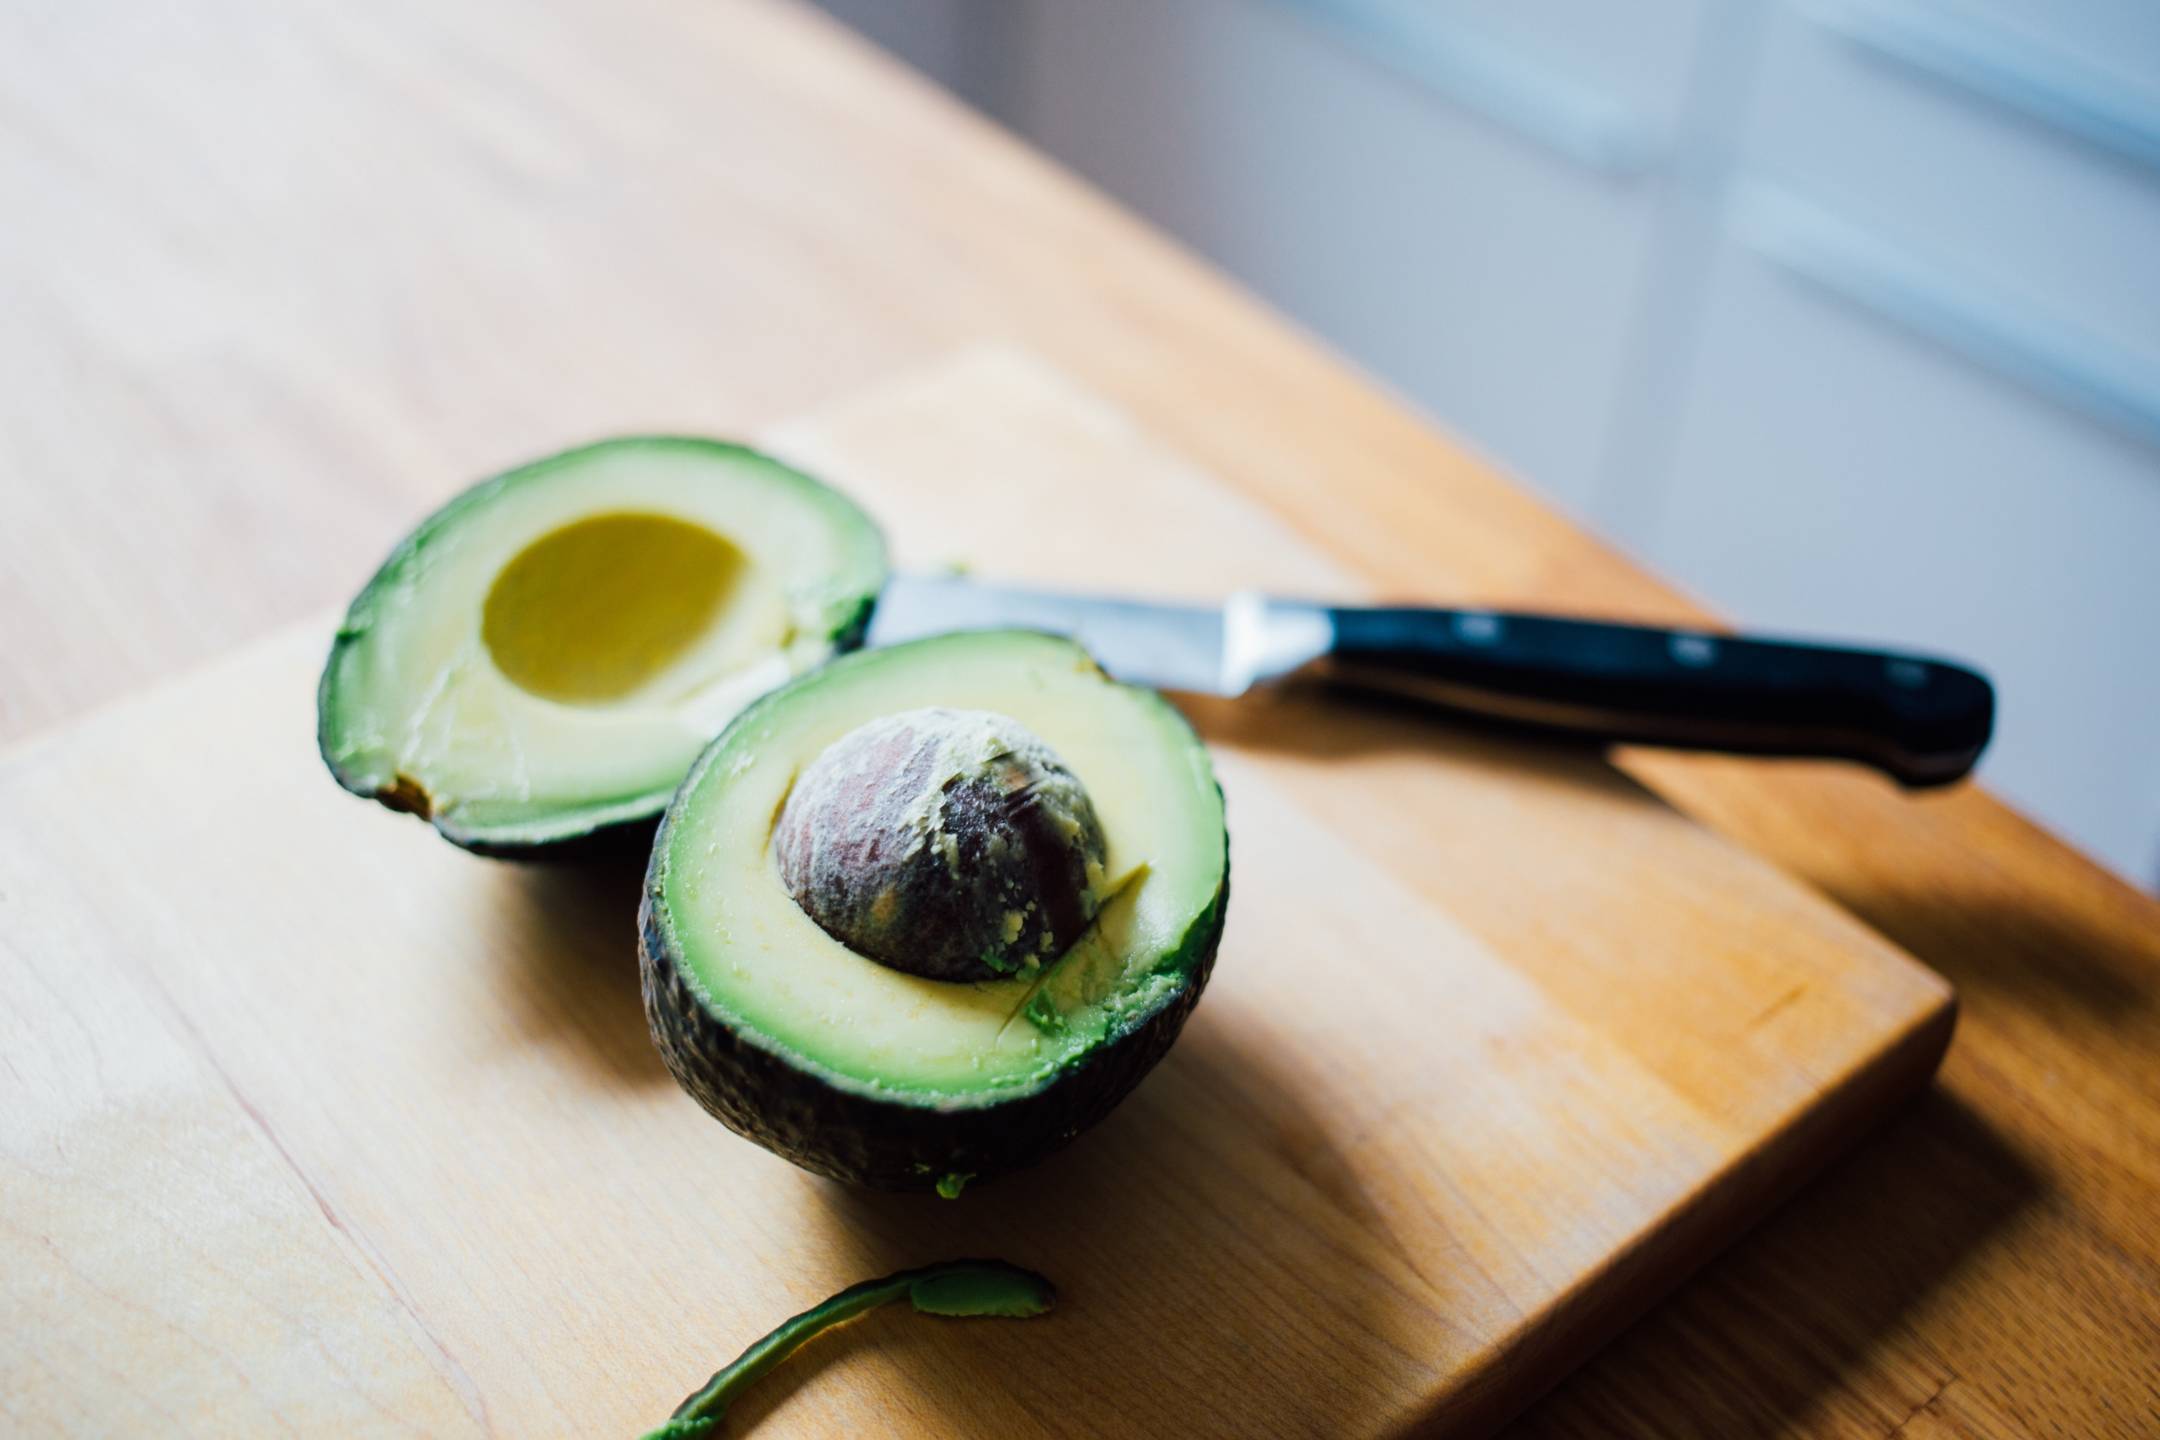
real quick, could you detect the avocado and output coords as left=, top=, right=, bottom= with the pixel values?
left=640, top=629, right=1229, bottom=1190
left=317, top=438, right=885, bottom=856
left=643, top=1259, right=1054, bottom=1439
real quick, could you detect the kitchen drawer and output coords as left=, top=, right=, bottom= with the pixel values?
left=1741, top=1, right=2160, bottom=347
left=1004, top=0, right=1666, bottom=517
left=1902, top=0, right=2160, bottom=86
left=1645, top=210, right=2160, bottom=882
left=1419, top=0, right=1715, bottom=139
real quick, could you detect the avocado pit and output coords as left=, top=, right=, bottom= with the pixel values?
left=773, top=707, right=1107, bottom=983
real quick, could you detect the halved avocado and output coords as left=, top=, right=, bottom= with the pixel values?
left=640, top=630, right=1229, bottom=1190
left=318, top=438, right=886, bottom=856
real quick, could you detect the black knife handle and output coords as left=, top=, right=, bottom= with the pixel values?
left=1320, top=607, right=1995, bottom=786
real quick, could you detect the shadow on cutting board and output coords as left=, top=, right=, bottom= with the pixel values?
left=728, top=1012, right=1457, bottom=1435
left=1173, top=687, right=2052, bottom=1434
left=487, top=852, right=673, bottom=1089
left=1175, top=686, right=1643, bottom=803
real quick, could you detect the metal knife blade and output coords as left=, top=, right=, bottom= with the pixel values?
left=865, top=574, right=1333, bottom=696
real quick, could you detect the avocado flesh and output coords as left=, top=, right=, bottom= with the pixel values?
left=642, top=630, right=1229, bottom=1186
left=317, top=438, right=885, bottom=853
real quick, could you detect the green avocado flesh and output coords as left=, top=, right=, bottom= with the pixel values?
left=317, top=438, right=885, bottom=853
left=641, top=629, right=1229, bottom=1187
left=643, top=1260, right=1054, bottom=1439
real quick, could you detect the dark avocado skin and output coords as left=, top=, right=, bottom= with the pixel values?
left=638, top=847, right=1228, bottom=1192
left=449, top=813, right=662, bottom=864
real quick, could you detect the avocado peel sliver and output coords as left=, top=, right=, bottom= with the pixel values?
left=640, top=1260, right=1055, bottom=1438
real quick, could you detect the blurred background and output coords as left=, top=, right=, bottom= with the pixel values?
left=808, top=0, right=2160, bottom=891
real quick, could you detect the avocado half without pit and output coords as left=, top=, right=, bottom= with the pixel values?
left=317, top=438, right=886, bottom=855
left=640, top=629, right=1230, bottom=1191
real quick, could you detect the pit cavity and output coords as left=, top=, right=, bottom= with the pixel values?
left=482, top=512, right=746, bottom=705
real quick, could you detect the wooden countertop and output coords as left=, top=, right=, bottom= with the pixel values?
left=3, top=0, right=2154, bottom=1433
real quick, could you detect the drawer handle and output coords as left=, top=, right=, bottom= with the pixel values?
left=1267, top=0, right=1662, bottom=177
left=1809, top=0, right=2160, bottom=175
left=1736, top=184, right=2160, bottom=453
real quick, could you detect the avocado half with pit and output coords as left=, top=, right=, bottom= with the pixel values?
left=317, top=438, right=885, bottom=856
left=640, top=629, right=1229, bottom=1190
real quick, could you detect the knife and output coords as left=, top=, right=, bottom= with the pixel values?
left=865, top=575, right=1996, bottom=787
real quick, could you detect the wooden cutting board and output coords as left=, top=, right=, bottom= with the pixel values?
left=0, top=350, right=1953, bottom=1438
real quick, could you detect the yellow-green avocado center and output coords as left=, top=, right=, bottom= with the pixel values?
left=774, top=708, right=1109, bottom=984
left=480, top=512, right=753, bottom=707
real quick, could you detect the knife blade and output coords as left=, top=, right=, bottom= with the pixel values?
left=865, top=574, right=1327, bottom=696
left=863, top=573, right=1998, bottom=787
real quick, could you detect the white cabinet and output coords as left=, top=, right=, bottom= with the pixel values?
left=1744, top=4, right=2160, bottom=351
left=999, top=0, right=1672, bottom=521
left=1642, top=5, right=2160, bottom=879
left=1646, top=210, right=2160, bottom=875
left=813, top=0, right=2160, bottom=886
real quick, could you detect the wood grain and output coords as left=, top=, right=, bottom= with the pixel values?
left=0, top=0, right=2155, bottom=1434
left=1, top=352, right=1953, bottom=1436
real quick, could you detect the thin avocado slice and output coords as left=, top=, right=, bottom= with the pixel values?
left=642, top=1260, right=1054, bottom=1439
left=317, top=438, right=885, bottom=856
left=640, top=629, right=1229, bottom=1189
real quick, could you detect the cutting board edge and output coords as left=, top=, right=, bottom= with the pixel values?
left=1430, top=984, right=1958, bottom=1437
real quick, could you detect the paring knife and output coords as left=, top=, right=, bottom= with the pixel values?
left=866, top=575, right=1996, bottom=787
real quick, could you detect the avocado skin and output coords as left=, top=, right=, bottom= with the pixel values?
left=447, top=813, right=662, bottom=864
left=638, top=857, right=1228, bottom=1191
